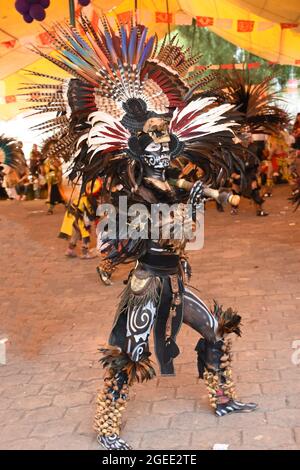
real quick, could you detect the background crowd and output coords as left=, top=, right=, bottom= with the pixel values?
left=0, top=140, right=66, bottom=214
left=1, top=114, right=300, bottom=217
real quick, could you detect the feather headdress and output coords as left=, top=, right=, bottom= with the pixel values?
left=219, top=70, right=289, bottom=134
left=21, top=15, right=214, bottom=156
left=23, top=13, right=246, bottom=190
left=0, top=135, right=27, bottom=176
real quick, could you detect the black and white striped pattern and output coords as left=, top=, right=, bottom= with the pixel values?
left=98, top=433, right=132, bottom=450
left=215, top=399, right=257, bottom=416
left=183, top=288, right=218, bottom=343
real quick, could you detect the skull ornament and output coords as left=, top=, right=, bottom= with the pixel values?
left=141, top=118, right=171, bottom=169
left=142, top=141, right=171, bottom=169
left=127, top=116, right=184, bottom=174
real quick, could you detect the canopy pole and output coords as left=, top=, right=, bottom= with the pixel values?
left=191, top=18, right=196, bottom=55
left=134, top=0, right=138, bottom=22
left=69, top=0, right=76, bottom=27
left=166, top=0, right=171, bottom=39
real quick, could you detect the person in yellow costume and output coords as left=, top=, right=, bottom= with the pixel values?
left=59, top=187, right=98, bottom=259
left=264, top=126, right=291, bottom=196
left=42, top=141, right=66, bottom=214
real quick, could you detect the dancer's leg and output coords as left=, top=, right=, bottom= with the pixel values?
left=183, top=289, right=257, bottom=415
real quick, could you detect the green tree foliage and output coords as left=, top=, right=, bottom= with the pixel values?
left=171, top=24, right=300, bottom=88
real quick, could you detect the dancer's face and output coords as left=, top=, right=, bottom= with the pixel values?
left=141, top=117, right=171, bottom=169
left=142, top=141, right=171, bottom=169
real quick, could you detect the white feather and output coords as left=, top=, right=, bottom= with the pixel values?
left=87, top=119, right=130, bottom=152
left=88, top=111, right=119, bottom=127
left=170, top=98, right=238, bottom=141
left=76, top=131, right=89, bottom=150
left=170, top=97, right=216, bottom=127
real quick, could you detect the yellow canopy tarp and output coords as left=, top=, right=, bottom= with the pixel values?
left=1, top=0, right=300, bottom=120
left=181, top=0, right=300, bottom=65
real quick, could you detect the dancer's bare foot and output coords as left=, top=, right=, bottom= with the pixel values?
left=65, top=248, right=77, bottom=258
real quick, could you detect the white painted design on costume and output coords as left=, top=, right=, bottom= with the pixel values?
left=131, top=342, right=147, bottom=362
left=127, top=301, right=156, bottom=335
left=185, top=288, right=211, bottom=314
left=184, top=289, right=217, bottom=330
left=126, top=300, right=156, bottom=359
left=184, top=295, right=213, bottom=327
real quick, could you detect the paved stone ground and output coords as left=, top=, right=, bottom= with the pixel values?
left=0, top=185, right=300, bottom=450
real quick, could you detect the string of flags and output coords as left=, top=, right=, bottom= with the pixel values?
left=156, top=12, right=299, bottom=31
left=0, top=30, right=53, bottom=50
left=1, top=7, right=300, bottom=105
left=1, top=8, right=299, bottom=51
left=118, top=10, right=299, bottom=31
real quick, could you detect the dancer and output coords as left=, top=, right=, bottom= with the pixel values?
left=219, top=70, right=288, bottom=136
left=290, top=116, right=300, bottom=210
left=41, top=140, right=66, bottom=214
left=0, top=136, right=28, bottom=200
left=59, top=190, right=97, bottom=259
left=290, top=177, right=300, bottom=210
left=0, top=135, right=28, bottom=201
left=265, top=125, right=291, bottom=190
left=219, top=70, right=289, bottom=206
left=0, top=135, right=27, bottom=175
left=231, top=133, right=268, bottom=216
left=0, top=165, right=8, bottom=200
left=25, top=15, right=258, bottom=451
left=292, top=113, right=300, bottom=157
left=29, top=144, right=42, bottom=177
left=60, top=177, right=100, bottom=258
